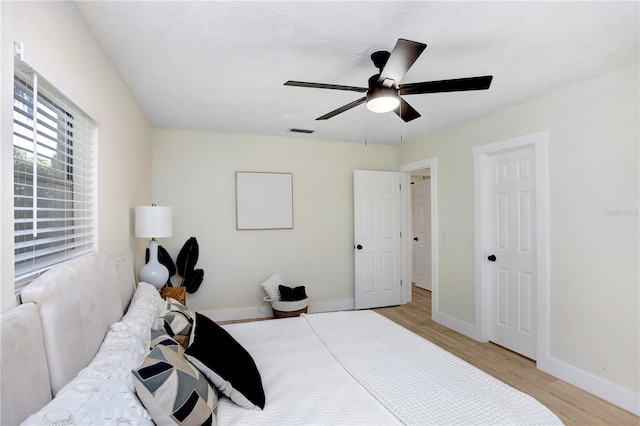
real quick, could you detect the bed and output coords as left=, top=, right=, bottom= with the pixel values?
left=216, top=311, right=563, bottom=425
left=0, top=254, right=563, bottom=425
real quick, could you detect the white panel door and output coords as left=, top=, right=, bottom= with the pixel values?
left=412, top=178, right=431, bottom=290
left=354, top=170, right=402, bottom=309
left=487, top=147, right=537, bottom=359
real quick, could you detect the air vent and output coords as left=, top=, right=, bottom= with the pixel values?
left=289, top=128, right=314, bottom=134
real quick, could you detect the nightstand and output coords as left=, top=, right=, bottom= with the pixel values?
left=160, top=286, right=187, bottom=305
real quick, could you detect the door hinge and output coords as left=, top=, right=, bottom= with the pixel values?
left=400, top=279, right=403, bottom=286
left=400, top=231, right=402, bottom=238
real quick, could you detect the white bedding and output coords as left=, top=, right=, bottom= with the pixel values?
left=217, top=314, right=402, bottom=425
left=218, top=311, right=563, bottom=426
left=305, top=311, right=563, bottom=425
left=22, top=283, right=165, bottom=426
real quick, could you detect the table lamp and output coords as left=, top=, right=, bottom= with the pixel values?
left=135, top=204, right=172, bottom=289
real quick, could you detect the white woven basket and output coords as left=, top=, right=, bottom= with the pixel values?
left=264, top=296, right=309, bottom=312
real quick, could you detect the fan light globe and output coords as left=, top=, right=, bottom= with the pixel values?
left=366, top=87, right=400, bottom=113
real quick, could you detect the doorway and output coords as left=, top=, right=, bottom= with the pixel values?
left=397, top=158, right=438, bottom=311
left=411, top=172, right=431, bottom=291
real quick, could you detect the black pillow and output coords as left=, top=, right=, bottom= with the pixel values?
left=185, top=313, right=265, bottom=410
left=278, top=285, right=307, bottom=301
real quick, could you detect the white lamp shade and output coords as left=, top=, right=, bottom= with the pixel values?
left=135, top=206, right=172, bottom=238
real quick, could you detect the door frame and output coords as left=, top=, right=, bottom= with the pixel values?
left=411, top=175, right=431, bottom=290
left=397, top=158, right=438, bottom=307
left=473, top=131, right=550, bottom=361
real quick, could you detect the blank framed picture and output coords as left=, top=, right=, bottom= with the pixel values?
left=236, top=172, right=293, bottom=230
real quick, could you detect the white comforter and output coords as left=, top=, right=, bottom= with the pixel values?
left=218, top=310, right=563, bottom=425
left=306, top=311, right=563, bottom=425
left=217, top=313, right=402, bottom=425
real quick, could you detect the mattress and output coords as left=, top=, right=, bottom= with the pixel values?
left=217, top=310, right=563, bottom=425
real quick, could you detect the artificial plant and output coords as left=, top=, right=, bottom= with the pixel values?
left=145, top=236, right=204, bottom=293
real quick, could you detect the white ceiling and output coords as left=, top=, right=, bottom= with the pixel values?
left=76, top=1, right=639, bottom=145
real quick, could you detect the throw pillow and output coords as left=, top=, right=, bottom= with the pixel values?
left=163, top=311, right=192, bottom=349
left=150, top=328, right=181, bottom=351
left=185, top=312, right=265, bottom=410
left=259, top=273, right=284, bottom=301
left=278, top=285, right=307, bottom=301
left=167, top=297, right=192, bottom=318
left=132, top=344, right=217, bottom=426
left=164, top=297, right=194, bottom=348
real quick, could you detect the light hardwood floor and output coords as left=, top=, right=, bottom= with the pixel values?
left=373, top=285, right=639, bottom=426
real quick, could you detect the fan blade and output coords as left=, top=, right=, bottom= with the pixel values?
left=377, top=39, right=427, bottom=85
left=394, top=97, right=421, bottom=122
left=316, top=97, right=366, bottom=120
left=284, top=81, right=367, bottom=93
left=400, top=75, right=493, bottom=95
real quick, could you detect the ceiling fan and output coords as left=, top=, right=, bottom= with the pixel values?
left=284, top=38, right=493, bottom=122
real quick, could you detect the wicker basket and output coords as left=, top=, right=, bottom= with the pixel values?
left=264, top=297, right=309, bottom=318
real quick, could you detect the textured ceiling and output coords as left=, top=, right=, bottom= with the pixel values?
left=76, top=1, right=639, bottom=145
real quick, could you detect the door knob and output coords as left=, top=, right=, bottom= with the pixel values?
left=413, top=237, right=418, bottom=241
left=356, top=244, right=363, bottom=250
left=488, top=254, right=497, bottom=262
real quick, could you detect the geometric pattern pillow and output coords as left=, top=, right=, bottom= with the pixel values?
left=164, top=298, right=194, bottom=348
left=150, top=328, right=181, bottom=352
left=132, top=344, right=217, bottom=426
left=163, top=311, right=193, bottom=349
left=167, top=297, right=193, bottom=319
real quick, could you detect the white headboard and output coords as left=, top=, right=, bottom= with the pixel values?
left=0, top=303, right=52, bottom=425
left=19, top=253, right=136, bottom=396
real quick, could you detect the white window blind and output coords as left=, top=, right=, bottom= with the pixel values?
left=13, top=66, right=97, bottom=294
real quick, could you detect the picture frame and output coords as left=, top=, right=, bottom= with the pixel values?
left=236, top=172, right=293, bottom=230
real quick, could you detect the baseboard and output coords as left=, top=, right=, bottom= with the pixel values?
left=432, top=309, right=479, bottom=341
left=308, top=298, right=354, bottom=313
left=198, top=306, right=271, bottom=322
left=537, top=354, right=640, bottom=416
left=199, top=298, right=355, bottom=322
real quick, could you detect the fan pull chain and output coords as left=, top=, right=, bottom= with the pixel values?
left=364, top=105, right=368, bottom=146
left=398, top=94, right=403, bottom=144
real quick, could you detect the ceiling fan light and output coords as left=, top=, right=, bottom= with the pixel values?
left=366, top=87, right=400, bottom=113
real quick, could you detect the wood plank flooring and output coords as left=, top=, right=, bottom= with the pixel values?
left=373, top=285, right=639, bottom=426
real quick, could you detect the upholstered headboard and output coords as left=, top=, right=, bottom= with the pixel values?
left=0, top=303, right=52, bottom=425
left=0, top=253, right=136, bottom=425
left=20, top=253, right=136, bottom=396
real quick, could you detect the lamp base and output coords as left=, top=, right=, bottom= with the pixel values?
left=139, top=240, right=169, bottom=289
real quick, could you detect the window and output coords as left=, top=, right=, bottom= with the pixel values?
left=13, top=66, right=97, bottom=294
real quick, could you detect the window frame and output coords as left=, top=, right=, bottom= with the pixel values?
left=13, top=43, right=98, bottom=295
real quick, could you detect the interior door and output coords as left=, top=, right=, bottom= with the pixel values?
left=354, top=170, right=403, bottom=309
left=487, top=147, right=537, bottom=359
left=412, top=177, right=431, bottom=290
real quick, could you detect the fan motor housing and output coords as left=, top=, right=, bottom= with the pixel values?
left=371, top=50, right=391, bottom=71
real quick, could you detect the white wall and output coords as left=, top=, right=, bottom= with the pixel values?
left=152, top=129, right=396, bottom=316
left=397, top=64, right=639, bottom=403
left=0, top=1, right=153, bottom=311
